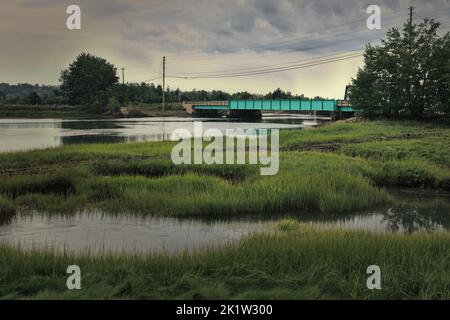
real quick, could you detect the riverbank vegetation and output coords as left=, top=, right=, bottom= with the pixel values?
left=349, top=18, right=450, bottom=119
left=0, top=105, right=94, bottom=119
left=0, top=120, right=449, bottom=217
left=0, top=103, right=189, bottom=119
left=0, top=120, right=449, bottom=300
left=0, top=223, right=448, bottom=299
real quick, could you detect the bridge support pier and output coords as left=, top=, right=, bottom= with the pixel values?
left=227, top=110, right=262, bottom=119
left=192, top=109, right=224, bottom=118
left=332, top=111, right=342, bottom=121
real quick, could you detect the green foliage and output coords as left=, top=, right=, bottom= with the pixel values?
left=1, top=227, right=449, bottom=299
left=0, top=195, right=15, bottom=224
left=91, top=160, right=257, bottom=182
left=60, top=52, right=119, bottom=107
left=25, top=92, right=42, bottom=105
left=277, top=219, right=301, bottom=232
left=107, top=96, right=121, bottom=113
left=0, top=152, right=389, bottom=216
left=0, top=105, right=92, bottom=119
left=0, top=83, right=60, bottom=106
left=0, top=120, right=449, bottom=299
left=1, top=120, right=450, bottom=217
left=0, top=171, right=79, bottom=198
left=350, top=18, right=450, bottom=119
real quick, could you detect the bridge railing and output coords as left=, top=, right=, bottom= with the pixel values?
left=229, top=99, right=338, bottom=112
left=188, top=101, right=229, bottom=106
left=188, top=99, right=354, bottom=112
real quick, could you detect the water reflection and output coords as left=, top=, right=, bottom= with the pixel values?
left=0, top=116, right=318, bottom=153
left=0, top=211, right=270, bottom=254
left=381, top=196, right=450, bottom=233
left=289, top=190, right=450, bottom=233
left=0, top=191, right=449, bottom=253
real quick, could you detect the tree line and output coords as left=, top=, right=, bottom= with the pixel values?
left=0, top=83, right=61, bottom=105
left=0, top=52, right=319, bottom=110
left=5, top=16, right=448, bottom=120
left=350, top=17, right=450, bottom=119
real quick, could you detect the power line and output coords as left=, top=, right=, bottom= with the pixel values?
left=140, top=4, right=450, bottom=84
left=166, top=8, right=410, bottom=62
left=171, top=52, right=363, bottom=79
left=167, top=53, right=363, bottom=80
left=169, top=14, right=408, bottom=67
left=174, top=50, right=364, bottom=76
left=167, top=16, right=409, bottom=78
left=168, top=15, right=407, bottom=74
left=168, top=4, right=450, bottom=66
left=128, top=4, right=450, bottom=73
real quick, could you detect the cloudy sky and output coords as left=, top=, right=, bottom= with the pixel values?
left=1, top=0, right=450, bottom=98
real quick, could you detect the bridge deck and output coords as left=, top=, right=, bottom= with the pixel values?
left=190, top=100, right=353, bottom=112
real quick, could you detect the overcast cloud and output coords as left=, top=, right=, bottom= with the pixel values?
left=1, top=0, right=449, bottom=97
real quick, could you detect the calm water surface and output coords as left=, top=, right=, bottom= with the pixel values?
left=0, top=191, right=449, bottom=254
left=1, top=117, right=449, bottom=254
left=0, top=115, right=326, bottom=153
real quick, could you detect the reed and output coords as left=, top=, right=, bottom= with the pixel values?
left=1, top=225, right=448, bottom=299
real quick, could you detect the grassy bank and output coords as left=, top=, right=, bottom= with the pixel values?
left=0, top=153, right=388, bottom=215
left=0, top=120, right=449, bottom=300
left=0, top=103, right=189, bottom=119
left=0, top=120, right=450, bottom=216
left=124, top=103, right=189, bottom=117
left=0, top=105, right=94, bottom=119
left=0, top=223, right=448, bottom=299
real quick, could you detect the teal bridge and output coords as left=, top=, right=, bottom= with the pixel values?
left=191, top=100, right=353, bottom=113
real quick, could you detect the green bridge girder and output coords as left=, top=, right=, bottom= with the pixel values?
left=192, top=100, right=353, bottom=112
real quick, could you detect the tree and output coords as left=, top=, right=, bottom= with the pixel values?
left=350, top=18, right=450, bottom=118
left=27, top=92, right=42, bottom=105
left=60, top=53, right=119, bottom=106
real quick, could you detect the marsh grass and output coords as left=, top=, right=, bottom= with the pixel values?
left=0, top=195, right=15, bottom=224
left=1, top=120, right=450, bottom=300
left=91, top=160, right=258, bottom=182
left=0, top=152, right=388, bottom=215
left=0, top=141, right=176, bottom=172
left=341, top=137, right=450, bottom=168
left=0, top=120, right=449, bottom=215
left=0, top=225, right=448, bottom=299
left=0, top=105, right=92, bottom=119
left=0, top=171, right=80, bottom=198
left=280, top=120, right=433, bottom=150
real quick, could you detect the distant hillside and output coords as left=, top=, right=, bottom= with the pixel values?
left=0, top=83, right=58, bottom=99
left=0, top=83, right=60, bottom=105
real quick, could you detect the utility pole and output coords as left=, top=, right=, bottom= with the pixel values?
left=409, top=6, right=413, bottom=28
left=121, top=67, right=125, bottom=107
left=409, top=6, right=414, bottom=44
left=162, top=56, right=166, bottom=113
left=408, top=7, right=414, bottom=112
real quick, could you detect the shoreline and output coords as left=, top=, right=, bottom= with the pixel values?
left=1, top=120, right=449, bottom=299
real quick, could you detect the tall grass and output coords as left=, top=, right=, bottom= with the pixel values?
left=0, top=105, right=92, bottom=119
left=91, top=160, right=258, bottom=182
left=280, top=120, right=444, bottom=151
left=341, top=137, right=450, bottom=168
left=0, top=226, right=448, bottom=299
left=0, top=153, right=389, bottom=215
left=0, top=171, right=79, bottom=198
left=1, top=120, right=449, bottom=215
left=0, top=195, right=15, bottom=224
left=0, top=141, right=176, bottom=172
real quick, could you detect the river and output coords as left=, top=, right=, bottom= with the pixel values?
left=0, top=116, right=449, bottom=254
left=0, top=114, right=325, bottom=153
